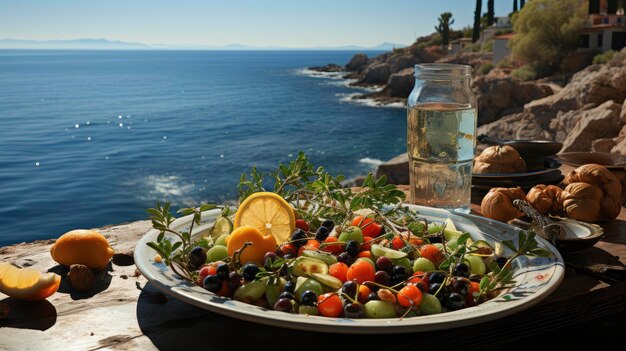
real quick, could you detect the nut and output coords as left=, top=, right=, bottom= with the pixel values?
left=68, top=264, right=95, bottom=292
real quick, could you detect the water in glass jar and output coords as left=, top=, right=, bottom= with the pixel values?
left=407, top=103, right=477, bottom=213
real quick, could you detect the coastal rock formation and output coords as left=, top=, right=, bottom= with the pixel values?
left=473, top=76, right=555, bottom=125
left=362, top=62, right=392, bottom=84
left=308, top=63, right=344, bottom=73
left=346, top=53, right=368, bottom=71
left=478, top=49, right=626, bottom=153
left=374, top=153, right=409, bottom=185
left=524, top=59, right=626, bottom=125
left=476, top=113, right=552, bottom=141
left=560, top=101, right=622, bottom=152
left=387, top=67, right=415, bottom=98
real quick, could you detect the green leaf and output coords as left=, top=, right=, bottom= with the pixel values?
left=502, top=240, right=517, bottom=252
left=171, top=241, right=182, bottom=252
left=456, top=232, right=471, bottom=246
left=479, top=276, right=490, bottom=291
left=157, top=231, right=165, bottom=242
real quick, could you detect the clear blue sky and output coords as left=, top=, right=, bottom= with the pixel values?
left=0, top=0, right=514, bottom=47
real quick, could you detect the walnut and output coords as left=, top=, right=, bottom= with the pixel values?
left=68, top=264, right=95, bottom=292
left=480, top=187, right=527, bottom=222
left=562, top=164, right=622, bottom=222
left=526, top=185, right=563, bottom=215
left=473, top=145, right=527, bottom=174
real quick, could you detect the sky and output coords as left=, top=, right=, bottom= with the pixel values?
left=0, top=0, right=514, bottom=47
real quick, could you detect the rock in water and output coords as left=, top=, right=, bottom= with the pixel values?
left=387, top=68, right=415, bottom=98
left=346, top=53, right=368, bottom=71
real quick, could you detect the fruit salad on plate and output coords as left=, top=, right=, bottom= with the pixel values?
left=146, top=152, right=550, bottom=319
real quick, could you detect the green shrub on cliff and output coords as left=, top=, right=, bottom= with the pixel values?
left=593, top=51, right=617, bottom=65
left=509, top=0, right=586, bottom=76
left=479, top=63, right=495, bottom=75
left=512, top=65, right=537, bottom=81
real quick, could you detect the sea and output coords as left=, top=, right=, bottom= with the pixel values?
left=0, top=50, right=407, bottom=246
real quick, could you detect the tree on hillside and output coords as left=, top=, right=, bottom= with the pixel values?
left=435, top=12, right=455, bottom=46
left=513, top=0, right=518, bottom=13
left=520, top=0, right=526, bottom=8
left=487, top=0, right=495, bottom=26
left=509, top=0, right=586, bottom=74
left=472, top=1, right=482, bottom=42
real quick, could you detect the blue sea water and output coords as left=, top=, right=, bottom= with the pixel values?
left=0, top=50, right=407, bottom=246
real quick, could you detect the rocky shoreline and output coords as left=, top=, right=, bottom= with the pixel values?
left=316, top=43, right=626, bottom=186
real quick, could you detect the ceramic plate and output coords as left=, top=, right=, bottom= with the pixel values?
left=557, top=152, right=626, bottom=169
left=134, top=205, right=564, bottom=334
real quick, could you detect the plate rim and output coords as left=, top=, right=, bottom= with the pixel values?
left=134, top=205, right=565, bottom=334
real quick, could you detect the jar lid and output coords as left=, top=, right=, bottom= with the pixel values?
left=414, top=63, right=472, bottom=78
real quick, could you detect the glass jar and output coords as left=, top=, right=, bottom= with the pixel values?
left=406, top=63, right=477, bottom=213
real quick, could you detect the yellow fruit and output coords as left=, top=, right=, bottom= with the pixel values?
left=50, top=229, right=114, bottom=270
left=234, top=192, right=296, bottom=244
left=226, top=226, right=276, bottom=266
left=0, top=262, right=61, bottom=301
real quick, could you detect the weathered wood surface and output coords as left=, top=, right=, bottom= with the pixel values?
left=1, top=172, right=626, bottom=350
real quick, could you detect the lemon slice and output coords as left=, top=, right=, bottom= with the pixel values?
left=0, top=262, right=61, bottom=301
left=234, top=192, right=296, bottom=244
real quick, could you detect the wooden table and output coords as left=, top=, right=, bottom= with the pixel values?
left=1, top=165, right=625, bottom=350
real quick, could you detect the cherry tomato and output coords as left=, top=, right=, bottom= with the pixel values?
left=278, top=243, right=296, bottom=257
left=322, top=237, right=343, bottom=255
left=392, top=236, right=405, bottom=250
left=407, top=272, right=429, bottom=293
left=295, top=219, right=310, bottom=232
left=360, top=236, right=374, bottom=252
left=298, top=239, right=321, bottom=256
left=420, top=244, right=444, bottom=265
left=317, top=293, right=343, bottom=317
left=346, top=259, right=375, bottom=284
left=397, top=284, right=423, bottom=307
left=356, top=251, right=373, bottom=260
left=352, top=216, right=383, bottom=237
left=467, top=281, right=480, bottom=306
left=216, top=281, right=231, bottom=297
left=357, top=284, right=371, bottom=304
left=329, top=262, right=349, bottom=282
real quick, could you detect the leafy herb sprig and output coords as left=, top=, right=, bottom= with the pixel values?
left=479, top=230, right=551, bottom=297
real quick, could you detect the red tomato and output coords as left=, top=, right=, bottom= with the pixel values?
left=356, top=251, right=373, bottom=260
left=322, top=237, right=343, bottom=255
left=397, top=284, right=423, bottom=307
left=278, top=243, right=297, bottom=257
left=346, top=259, right=375, bottom=284
left=295, top=219, right=309, bottom=232
left=419, top=244, right=444, bottom=265
left=329, top=262, right=349, bottom=282
left=357, top=284, right=371, bottom=304
left=467, top=281, right=480, bottom=306
left=352, top=216, right=383, bottom=237
left=360, top=236, right=374, bottom=252
left=317, top=293, right=343, bottom=317
left=298, top=239, right=321, bottom=256
left=392, top=236, right=405, bottom=250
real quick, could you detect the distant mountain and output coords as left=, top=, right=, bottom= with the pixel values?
left=0, top=38, right=406, bottom=51
left=0, top=38, right=156, bottom=50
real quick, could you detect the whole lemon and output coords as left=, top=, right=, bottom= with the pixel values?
left=50, top=229, right=114, bottom=270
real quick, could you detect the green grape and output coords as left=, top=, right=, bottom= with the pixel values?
left=364, top=300, right=397, bottom=318
left=419, top=293, right=442, bottom=315
left=465, top=255, right=486, bottom=275
left=428, top=224, right=443, bottom=234
left=233, top=279, right=267, bottom=303
left=412, top=257, right=436, bottom=272
left=206, top=245, right=228, bottom=263
left=294, top=278, right=324, bottom=303
left=214, top=234, right=229, bottom=247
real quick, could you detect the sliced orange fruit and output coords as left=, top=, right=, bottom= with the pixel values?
left=50, top=229, right=114, bottom=270
left=226, top=226, right=276, bottom=266
left=234, top=192, right=295, bottom=244
left=0, top=262, right=61, bottom=301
